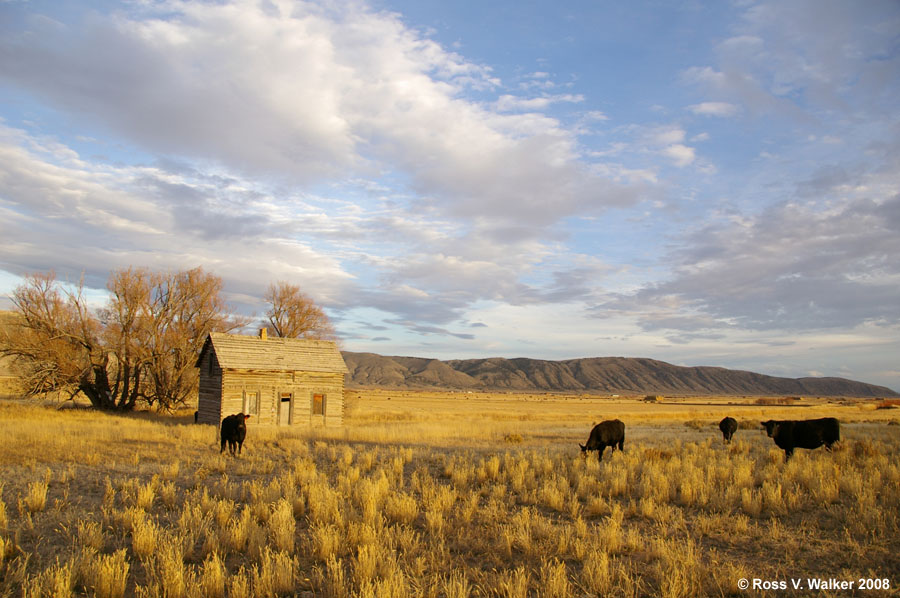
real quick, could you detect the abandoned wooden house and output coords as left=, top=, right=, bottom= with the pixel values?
left=195, top=329, right=348, bottom=427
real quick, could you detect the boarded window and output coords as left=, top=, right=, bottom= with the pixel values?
left=242, top=390, right=259, bottom=416
left=312, top=393, right=326, bottom=415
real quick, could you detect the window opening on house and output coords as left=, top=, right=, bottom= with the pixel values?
left=242, top=390, right=259, bottom=416
left=312, top=393, right=326, bottom=416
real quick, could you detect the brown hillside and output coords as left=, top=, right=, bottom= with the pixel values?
left=342, top=352, right=898, bottom=397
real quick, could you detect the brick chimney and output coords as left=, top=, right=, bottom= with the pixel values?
left=260, top=327, right=267, bottom=340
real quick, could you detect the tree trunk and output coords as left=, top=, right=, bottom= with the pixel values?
left=79, top=363, right=136, bottom=411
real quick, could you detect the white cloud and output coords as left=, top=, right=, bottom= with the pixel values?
left=583, top=111, right=609, bottom=122
left=0, top=1, right=638, bottom=234
left=633, top=125, right=697, bottom=168
left=494, top=93, right=585, bottom=112
left=661, top=144, right=695, bottom=167
left=647, top=126, right=686, bottom=146
left=688, top=102, right=739, bottom=117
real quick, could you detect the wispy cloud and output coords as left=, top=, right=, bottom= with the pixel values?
left=494, top=93, right=584, bottom=112
left=687, top=102, right=739, bottom=117
left=597, top=193, right=900, bottom=332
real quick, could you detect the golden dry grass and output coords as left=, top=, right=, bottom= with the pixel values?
left=0, top=390, right=898, bottom=597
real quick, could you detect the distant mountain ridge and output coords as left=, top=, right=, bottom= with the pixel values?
left=341, top=352, right=898, bottom=397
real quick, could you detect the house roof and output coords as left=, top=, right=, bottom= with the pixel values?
left=197, top=332, right=348, bottom=374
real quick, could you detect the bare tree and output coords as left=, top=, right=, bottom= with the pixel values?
left=2, top=272, right=130, bottom=409
left=142, top=267, right=244, bottom=410
left=263, top=281, right=337, bottom=341
left=102, top=267, right=152, bottom=409
left=2, top=267, right=243, bottom=411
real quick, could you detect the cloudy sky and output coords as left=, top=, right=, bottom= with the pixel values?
left=1, top=0, right=898, bottom=390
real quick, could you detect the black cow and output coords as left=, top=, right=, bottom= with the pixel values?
left=220, top=413, right=251, bottom=455
left=719, top=416, right=738, bottom=444
left=761, top=417, right=840, bottom=461
left=580, top=419, right=625, bottom=462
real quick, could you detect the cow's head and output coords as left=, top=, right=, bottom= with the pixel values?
left=760, top=420, right=778, bottom=438
left=579, top=444, right=587, bottom=458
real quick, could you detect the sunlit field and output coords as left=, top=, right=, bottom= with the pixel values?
left=1, top=390, right=899, bottom=597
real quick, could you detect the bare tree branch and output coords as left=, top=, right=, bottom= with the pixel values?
left=263, top=281, right=337, bottom=342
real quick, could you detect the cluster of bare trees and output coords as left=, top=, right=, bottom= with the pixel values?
left=0, top=268, right=335, bottom=411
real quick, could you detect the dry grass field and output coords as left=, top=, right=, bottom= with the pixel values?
left=1, top=389, right=899, bottom=597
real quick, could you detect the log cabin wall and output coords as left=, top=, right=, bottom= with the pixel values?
left=196, top=348, right=223, bottom=425
left=195, top=332, right=347, bottom=427
left=219, top=370, right=344, bottom=427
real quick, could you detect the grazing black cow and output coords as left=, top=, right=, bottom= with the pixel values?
left=761, top=417, right=840, bottom=461
left=719, top=417, right=738, bottom=444
left=580, top=419, right=625, bottom=462
left=220, top=413, right=251, bottom=456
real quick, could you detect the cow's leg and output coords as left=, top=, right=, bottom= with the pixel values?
left=784, top=448, right=793, bottom=461
left=597, top=446, right=605, bottom=462
left=221, top=437, right=227, bottom=453
left=618, top=439, right=624, bottom=452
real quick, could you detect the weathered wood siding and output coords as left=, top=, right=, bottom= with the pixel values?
left=218, top=370, right=344, bottom=427
left=195, top=332, right=346, bottom=427
left=196, top=349, right=222, bottom=425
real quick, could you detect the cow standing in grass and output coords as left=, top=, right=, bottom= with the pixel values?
left=580, top=419, right=625, bottom=462
left=761, top=417, right=840, bottom=461
left=719, top=416, right=738, bottom=444
left=220, top=413, right=251, bottom=456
